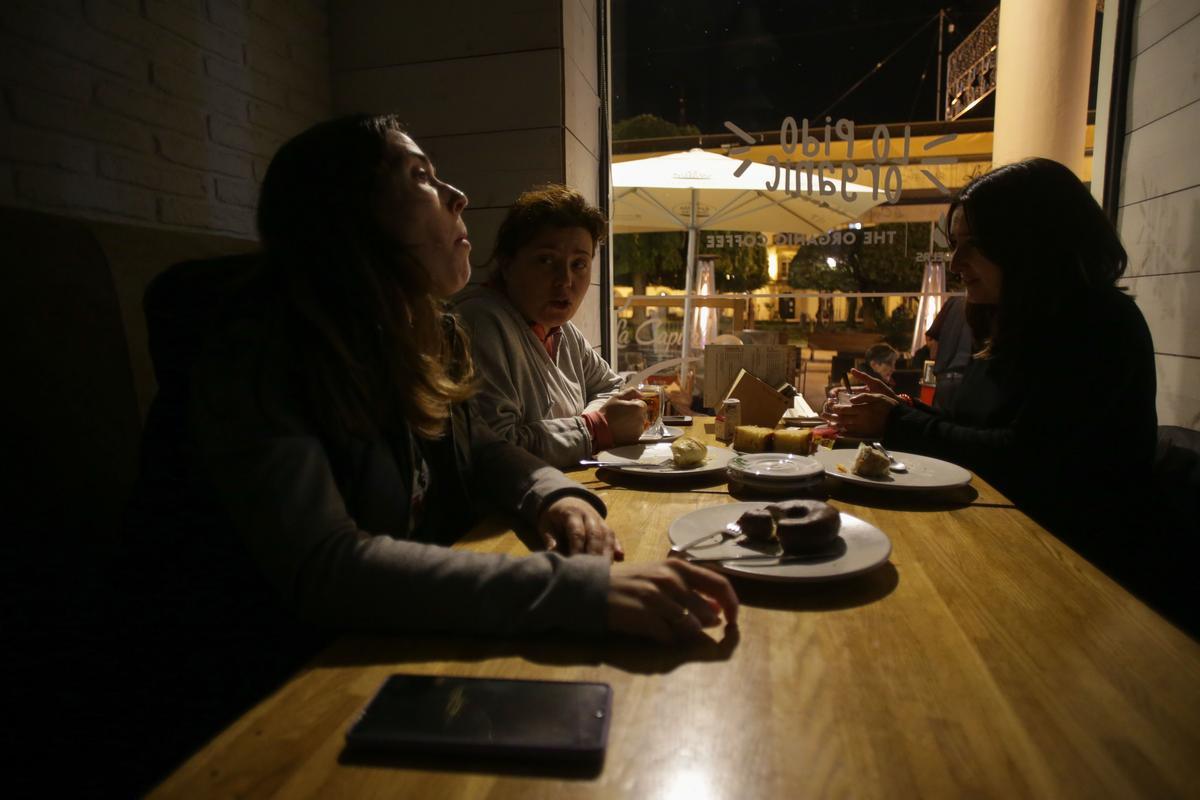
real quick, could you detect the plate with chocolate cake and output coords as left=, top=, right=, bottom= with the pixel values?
left=668, top=501, right=891, bottom=582
left=812, top=446, right=972, bottom=491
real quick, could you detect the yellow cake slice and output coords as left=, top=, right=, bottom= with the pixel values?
left=733, top=425, right=774, bottom=453
left=772, top=428, right=813, bottom=455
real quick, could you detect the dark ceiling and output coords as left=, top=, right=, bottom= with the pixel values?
left=611, top=0, right=1098, bottom=133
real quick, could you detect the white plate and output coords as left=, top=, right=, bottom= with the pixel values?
left=727, top=452, right=824, bottom=482
left=782, top=418, right=825, bottom=428
left=725, top=472, right=824, bottom=493
left=639, top=425, right=684, bottom=443
left=595, top=442, right=735, bottom=477
left=811, top=448, right=972, bottom=491
left=668, top=502, right=892, bottom=582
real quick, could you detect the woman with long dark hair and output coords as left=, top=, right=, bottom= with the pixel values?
left=181, top=114, right=736, bottom=642
left=835, top=158, right=1156, bottom=542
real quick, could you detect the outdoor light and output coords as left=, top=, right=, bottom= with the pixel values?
left=849, top=222, right=862, bottom=229
left=826, top=257, right=837, bottom=268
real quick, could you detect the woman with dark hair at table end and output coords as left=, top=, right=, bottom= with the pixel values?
left=834, top=157, right=1156, bottom=553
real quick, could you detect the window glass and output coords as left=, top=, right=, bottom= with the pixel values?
left=610, top=0, right=1104, bottom=410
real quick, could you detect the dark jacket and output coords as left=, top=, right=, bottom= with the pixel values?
left=884, top=288, right=1157, bottom=545
left=185, top=311, right=611, bottom=635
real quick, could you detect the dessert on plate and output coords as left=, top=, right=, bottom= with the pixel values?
left=732, top=425, right=816, bottom=455
left=734, top=499, right=842, bottom=554
left=735, top=508, right=775, bottom=541
left=670, top=436, right=707, bottom=468
left=772, top=428, right=813, bottom=455
left=851, top=442, right=892, bottom=478
left=732, top=425, right=775, bottom=453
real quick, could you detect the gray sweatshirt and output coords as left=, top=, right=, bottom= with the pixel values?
left=453, top=285, right=624, bottom=469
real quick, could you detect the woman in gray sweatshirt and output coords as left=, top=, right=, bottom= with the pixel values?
left=454, top=186, right=648, bottom=469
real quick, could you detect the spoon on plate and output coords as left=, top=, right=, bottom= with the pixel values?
left=871, top=442, right=908, bottom=473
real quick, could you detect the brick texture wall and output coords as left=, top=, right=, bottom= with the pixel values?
left=0, top=0, right=331, bottom=239
left=1115, top=0, right=1200, bottom=428
left=329, top=0, right=605, bottom=345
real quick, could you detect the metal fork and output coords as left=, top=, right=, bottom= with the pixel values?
left=579, top=457, right=675, bottom=470
left=669, top=523, right=744, bottom=555
left=687, top=549, right=843, bottom=564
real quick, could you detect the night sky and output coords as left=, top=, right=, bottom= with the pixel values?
left=612, top=0, right=1010, bottom=134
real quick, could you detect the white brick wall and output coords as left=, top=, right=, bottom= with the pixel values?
left=329, top=0, right=606, bottom=344
left=1116, top=0, right=1200, bottom=429
left=0, top=0, right=331, bottom=239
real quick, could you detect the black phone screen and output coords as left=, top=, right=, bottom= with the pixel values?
left=345, top=674, right=612, bottom=760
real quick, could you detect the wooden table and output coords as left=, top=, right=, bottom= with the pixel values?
left=152, top=424, right=1200, bottom=798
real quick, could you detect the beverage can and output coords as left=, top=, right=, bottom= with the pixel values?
left=716, top=398, right=741, bottom=443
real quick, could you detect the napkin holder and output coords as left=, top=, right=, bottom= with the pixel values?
left=724, top=369, right=790, bottom=428
left=702, top=343, right=798, bottom=408
left=780, top=393, right=821, bottom=425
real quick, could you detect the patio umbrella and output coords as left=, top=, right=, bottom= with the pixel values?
left=911, top=250, right=946, bottom=357
left=612, top=148, right=881, bottom=361
left=910, top=214, right=954, bottom=356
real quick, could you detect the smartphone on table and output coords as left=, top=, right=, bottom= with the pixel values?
left=345, top=674, right=612, bottom=761
left=662, top=415, right=693, bottom=426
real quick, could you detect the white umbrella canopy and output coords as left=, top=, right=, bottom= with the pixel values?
left=612, top=148, right=879, bottom=235
left=611, top=148, right=882, bottom=361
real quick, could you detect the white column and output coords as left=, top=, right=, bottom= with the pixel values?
left=992, top=0, right=1096, bottom=176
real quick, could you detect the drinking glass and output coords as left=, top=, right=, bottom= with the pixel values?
left=638, top=383, right=665, bottom=437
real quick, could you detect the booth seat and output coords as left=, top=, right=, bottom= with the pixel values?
left=1, top=205, right=258, bottom=795
left=2, top=206, right=256, bottom=583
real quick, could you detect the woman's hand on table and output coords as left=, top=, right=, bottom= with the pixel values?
left=599, top=388, right=648, bottom=446
left=538, top=496, right=625, bottom=561
left=607, top=561, right=739, bottom=644
left=821, top=369, right=900, bottom=417
left=832, top=392, right=897, bottom=437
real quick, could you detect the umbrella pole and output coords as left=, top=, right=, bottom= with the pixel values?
left=682, top=227, right=697, bottom=364
left=911, top=220, right=945, bottom=356
left=681, top=189, right=698, bottom=365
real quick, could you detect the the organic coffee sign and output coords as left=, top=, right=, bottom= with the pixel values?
left=705, top=229, right=901, bottom=249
